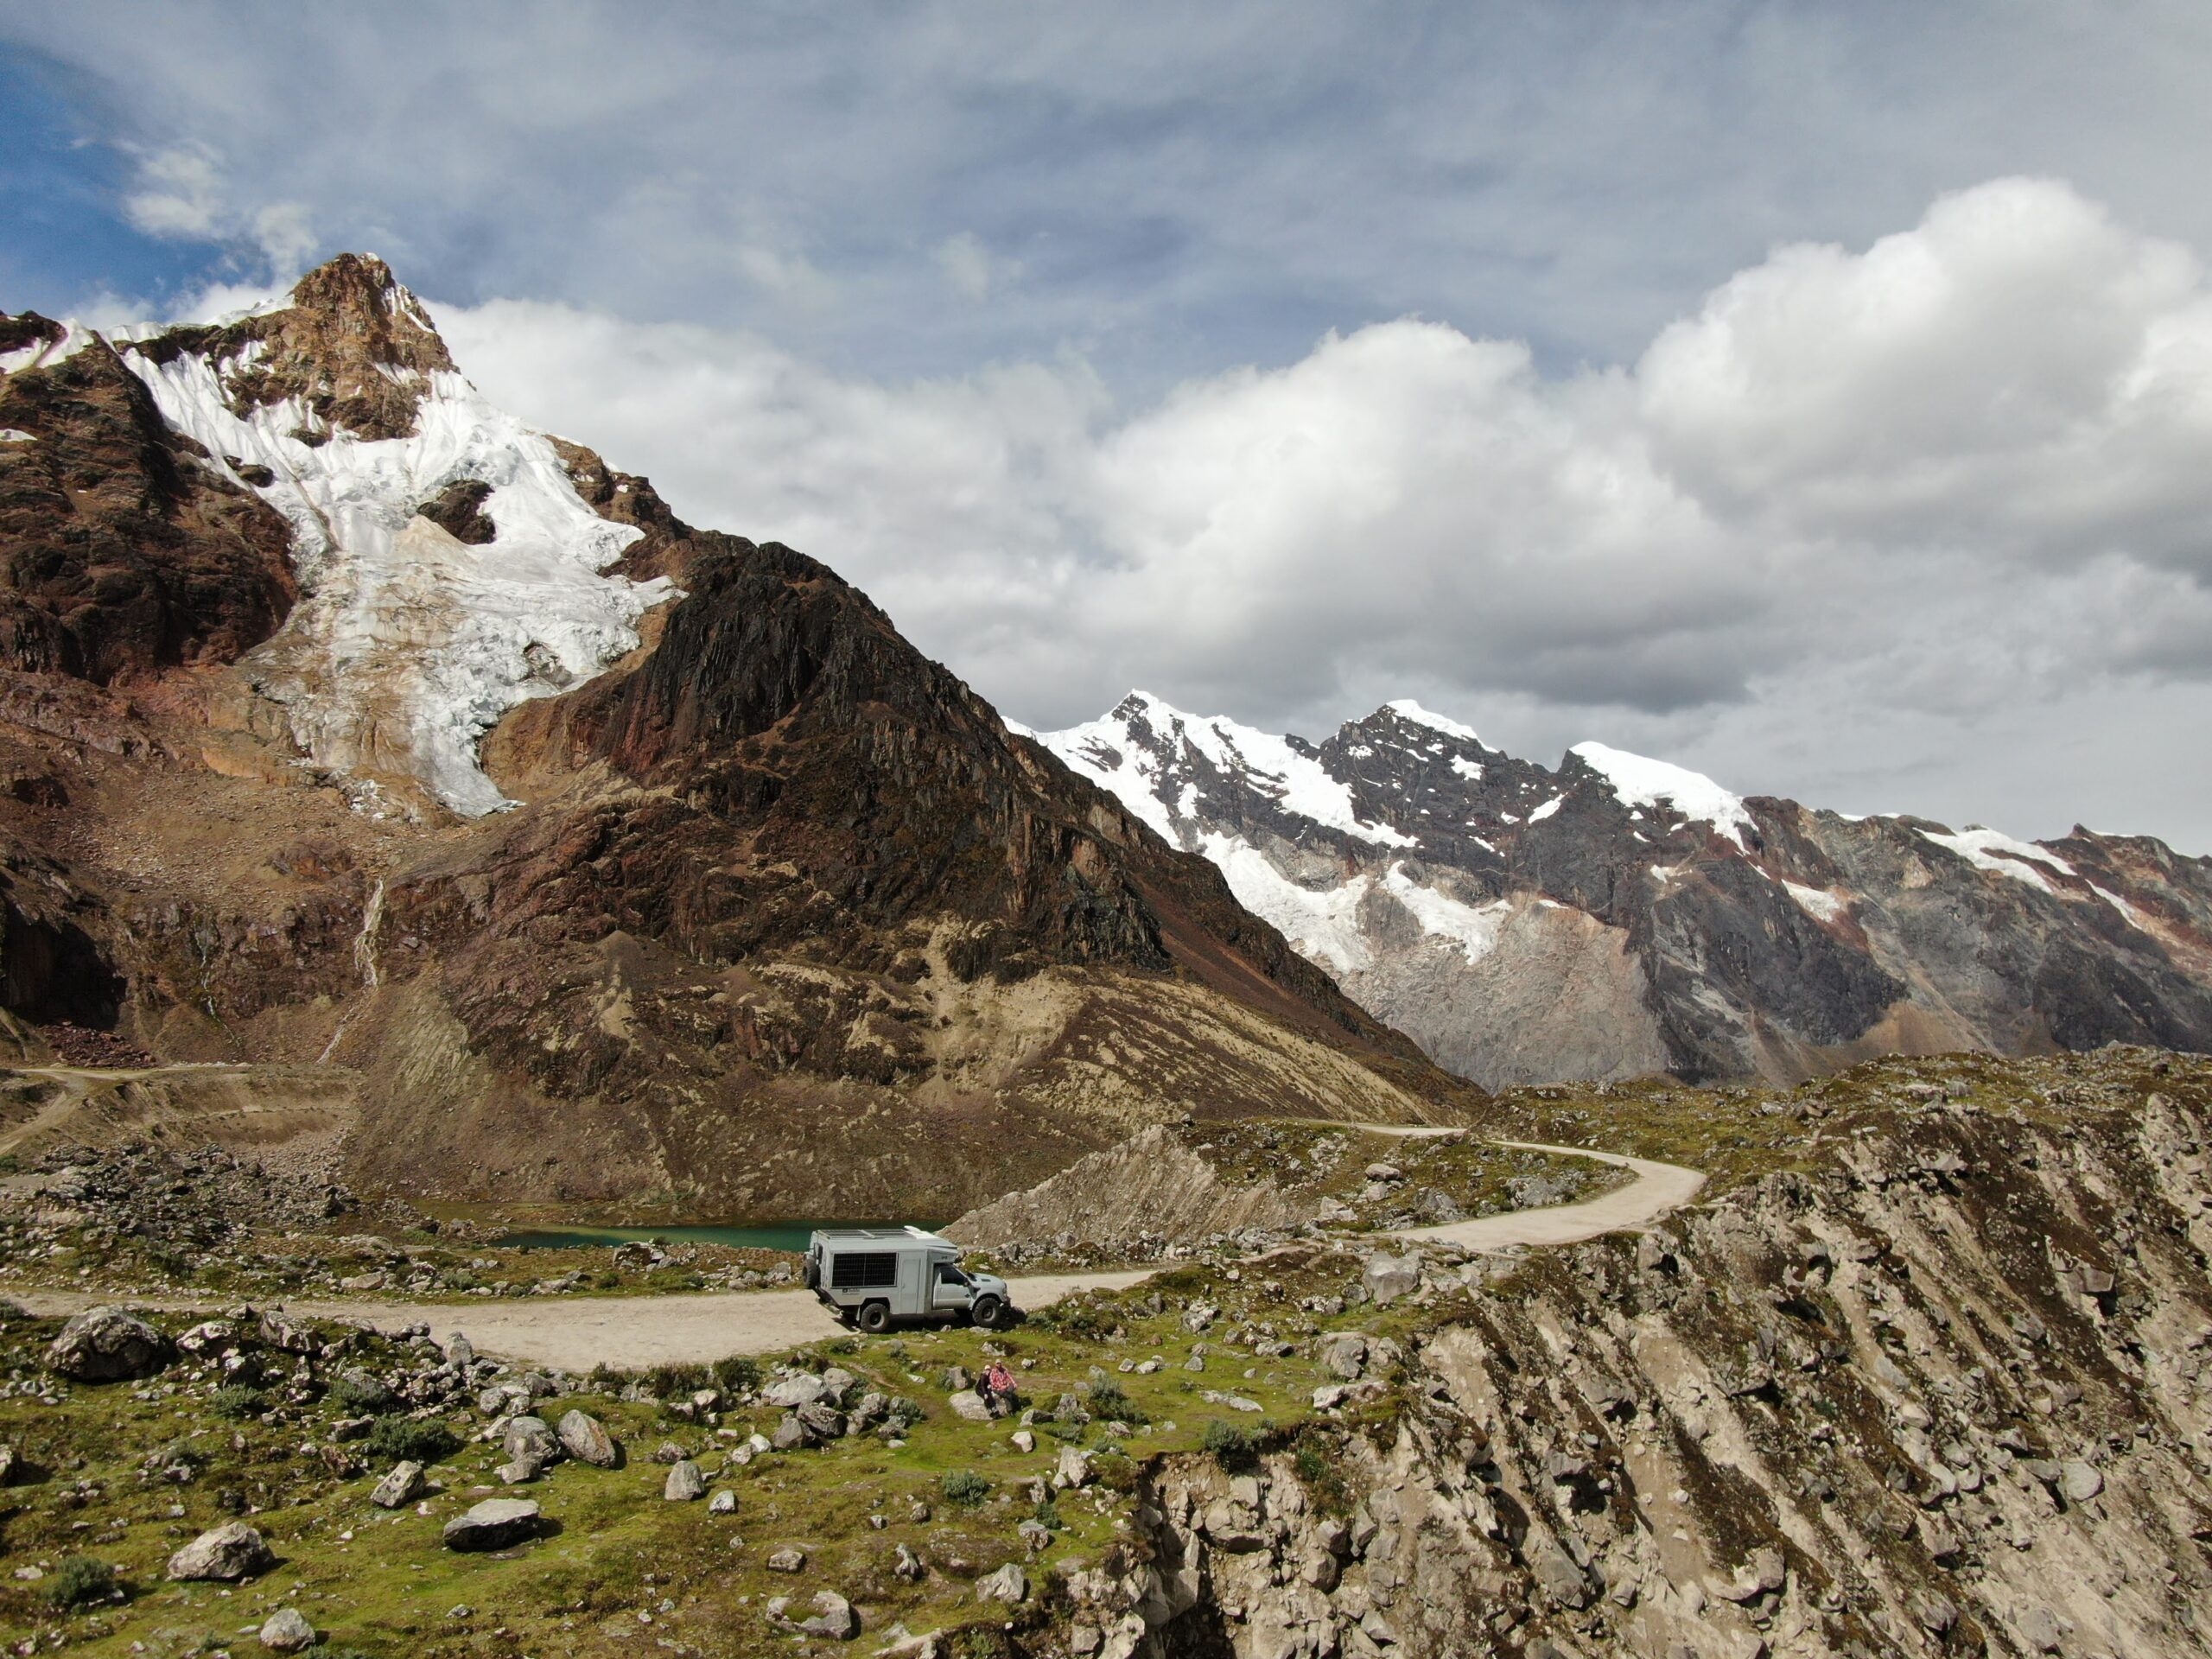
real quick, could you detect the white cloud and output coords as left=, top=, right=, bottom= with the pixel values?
left=118, top=143, right=318, bottom=278
left=430, top=178, right=2212, bottom=848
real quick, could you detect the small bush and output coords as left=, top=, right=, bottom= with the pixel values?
left=46, top=1555, right=116, bottom=1609
left=1200, top=1420, right=1254, bottom=1463
left=645, top=1363, right=709, bottom=1398
left=1029, top=1497, right=1064, bottom=1532
left=940, top=1470, right=990, bottom=1508
left=363, top=1417, right=461, bottom=1465
left=328, top=1373, right=394, bottom=1414
left=209, top=1385, right=267, bottom=1421
left=711, top=1356, right=761, bottom=1395
left=1085, top=1379, right=1148, bottom=1427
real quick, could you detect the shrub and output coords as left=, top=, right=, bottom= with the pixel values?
left=1200, top=1420, right=1254, bottom=1463
left=711, top=1356, right=761, bottom=1395
left=645, top=1363, right=709, bottom=1398
left=363, top=1417, right=461, bottom=1465
left=46, top=1555, right=116, bottom=1609
left=1029, top=1497, right=1064, bottom=1532
left=209, top=1385, right=267, bottom=1421
left=328, top=1373, right=395, bottom=1414
left=940, top=1470, right=990, bottom=1508
left=1085, top=1379, right=1148, bottom=1427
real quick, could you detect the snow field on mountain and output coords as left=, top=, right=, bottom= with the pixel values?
left=122, top=346, right=673, bottom=815
left=1569, top=741, right=1756, bottom=849
left=1916, top=826, right=2075, bottom=893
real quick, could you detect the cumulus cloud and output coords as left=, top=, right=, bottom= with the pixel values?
left=431, top=178, right=2212, bottom=846
left=119, top=143, right=317, bottom=278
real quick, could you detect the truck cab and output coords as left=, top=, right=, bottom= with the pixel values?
left=804, top=1226, right=1014, bottom=1333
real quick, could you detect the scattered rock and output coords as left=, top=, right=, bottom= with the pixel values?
left=442, top=1498, right=542, bottom=1552
left=1054, top=1446, right=1095, bottom=1490
left=2062, top=1460, right=2105, bottom=1503
left=893, top=1543, right=926, bottom=1581
left=709, top=1488, right=737, bottom=1514
left=258, top=1608, right=315, bottom=1652
left=370, top=1460, right=426, bottom=1509
left=556, top=1408, right=621, bottom=1467
left=766, top=1546, right=807, bottom=1573
left=802, top=1590, right=860, bottom=1639
left=976, top=1562, right=1029, bottom=1603
left=168, top=1521, right=274, bottom=1581
left=664, top=1459, right=707, bottom=1501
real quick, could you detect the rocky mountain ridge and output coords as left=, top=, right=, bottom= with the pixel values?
left=1039, top=692, right=2212, bottom=1088
left=0, top=257, right=1472, bottom=1217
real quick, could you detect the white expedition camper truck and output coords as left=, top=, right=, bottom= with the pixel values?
left=803, top=1226, right=1014, bottom=1332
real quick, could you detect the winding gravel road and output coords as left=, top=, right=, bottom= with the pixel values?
left=16, top=1140, right=1702, bottom=1371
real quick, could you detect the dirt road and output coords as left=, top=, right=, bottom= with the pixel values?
left=12, top=1137, right=1702, bottom=1371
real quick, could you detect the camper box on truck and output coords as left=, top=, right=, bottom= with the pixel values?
left=804, top=1226, right=1013, bottom=1333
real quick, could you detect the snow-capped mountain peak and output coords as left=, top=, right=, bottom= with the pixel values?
left=1040, top=692, right=2212, bottom=1089
left=59, top=255, right=678, bottom=817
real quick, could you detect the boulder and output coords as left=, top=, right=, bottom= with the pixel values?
left=168, top=1521, right=275, bottom=1582
left=709, top=1488, right=737, bottom=1515
left=1317, top=1332, right=1368, bottom=1380
left=47, top=1306, right=171, bottom=1382
left=772, top=1414, right=809, bottom=1451
left=370, top=1459, right=426, bottom=1509
left=796, top=1401, right=847, bottom=1440
left=802, top=1591, right=860, bottom=1639
left=976, top=1562, right=1029, bottom=1604
left=1361, top=1253, right=1422, bottom=1306
left=665, top=1459, right=707, bottom=1501
left=2061, top=1460, right=2105, bottom=1503
left=1053, top=1446, right=1095, bottom=1490
left=949, top=1389, right=993, bottom=1422
left=1526, top=1533, right=1590, bottom=1609
left=556, top=1408, right=621, bottom=1467
left=258, top=1608, right=315, bottom=1652
left=502, top=1416, right=560, bottom=1466
left=442, top=1498, right=541, bottom=1551
left=766, top=1546, right=807, bottom=1573
left=763, top=1373, right=829, bottom=1409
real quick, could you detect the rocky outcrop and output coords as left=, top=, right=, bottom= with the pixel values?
left=1077, top=1054, right=2212, bottom=1657
left=1043, top=693, right=2212, bottom=1088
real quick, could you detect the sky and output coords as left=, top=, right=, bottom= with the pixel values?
left=5, top=2, right=2212, bottom=849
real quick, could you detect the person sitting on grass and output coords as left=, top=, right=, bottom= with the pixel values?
left=982, top=1358, right=1020, bottom=1418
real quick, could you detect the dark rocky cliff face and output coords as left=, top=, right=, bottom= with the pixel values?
left=0, top=259, right=1470, bottom=1216
left=1043, top=696, right=2212, bottom=1089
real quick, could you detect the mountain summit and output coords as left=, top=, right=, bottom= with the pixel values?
left=0, top=257, right=1467, bottom=1216
left=1040, top=693, right=2212, bottom=1086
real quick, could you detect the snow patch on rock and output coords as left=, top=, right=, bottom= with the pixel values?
left=1917, top=827, right=2074, bottom=894
left=1570, top=741, right=1755, bottom=849
left=1383, top=698, right=1482, bottom=744
left=0, top=319, right=92, bottom=376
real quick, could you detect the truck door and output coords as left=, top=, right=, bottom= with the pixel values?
left=928, top=1256, right=975, bottom=1314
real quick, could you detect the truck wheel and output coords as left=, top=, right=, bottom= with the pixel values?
left=970, top=1294, right=1005, bottom=1330
left=857, top=1300, right=892, bottom=1334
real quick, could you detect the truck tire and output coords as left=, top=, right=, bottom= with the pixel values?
left=802, top=1258, right=819, bottom=1289
left=970, top=1293, right=1005, bottom=1330
left=857, top=1300, right=892, bottom=1334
